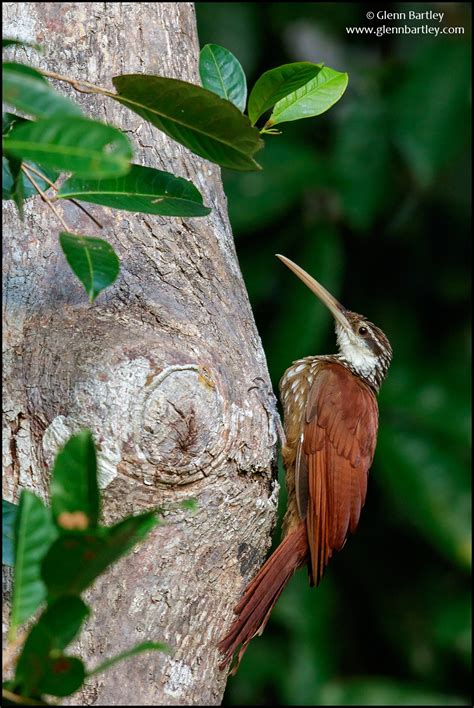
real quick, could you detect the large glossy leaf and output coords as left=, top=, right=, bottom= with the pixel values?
left=88, top=641, right=169, bottom=676
left=42, top=511, right=158, bottom=600
left=51, top=430, right=99, bottom=530
left=2, top=113, right=58, bottom=212
left=3, top=117, right=132, bottom=178
left=17, top=596, right=89, bottom=661
left=15, top=598, right=88, bottom=697
left=199, top=44, right=247, bottom=112
left=112, top=74, right=263, bottom=171
left=248, top=62, right=323, bottom=125
left=2, top=499, right=18, bottom=567
left=3, top=113, right=59, bottom=199
left=10, top=491, right=58, bottom=637
left=59, top=232, right=120, bottom=303
left=57, top=164, right=211, bottom=217
left=3, top=62, right=82, bottom=119
left=40, top=657, right=85, bottom=697
left=267, top=66, right=348, bottom=127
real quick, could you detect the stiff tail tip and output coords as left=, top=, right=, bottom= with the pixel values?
left=217, top=524, right=308, bottom=674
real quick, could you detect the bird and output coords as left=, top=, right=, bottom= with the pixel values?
left=218, top=254, right=392, bottom=673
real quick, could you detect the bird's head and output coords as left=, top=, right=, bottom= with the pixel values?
left=276, top=254, right=392, bottom=391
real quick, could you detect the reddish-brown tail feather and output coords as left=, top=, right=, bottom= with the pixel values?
left=217, top=523, right=309, bottom=673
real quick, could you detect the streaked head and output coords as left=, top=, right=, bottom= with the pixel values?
left=276, top=254, right=392, bottom=390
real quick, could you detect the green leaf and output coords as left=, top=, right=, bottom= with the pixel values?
left=41, top=597, right=90, bottom=650
left=112, top=74, right=263, bottom=171
left=42, top=511, right=158, bottom=600
left=51, top=431, right=100, bottom=530
left=3, top=157, right=59, bottom=201
left=2, top=499, right=18, bottom=567
left=57, top=164, right=211, bottom=217
left=3, top=115, right=59, bottom=199
left=5, top=154, right=24, bottom=219
left=3, top=38, right=42, bottom=51
left=16, top=597, right=89, bottom=669
left=10, top=491, right=58, bottom=638
left=21, top=162, right=59, bottom=194
left=88, top=641, right=169, bottom=677
left=320, top=678, right=467, bottom=706
left=3, top=116, right=133, bottom=178
left=3, top=62, right=82, bottom=119
left=39, top=657, right=85, bottom=697
left=13, top=621, right=53, bottom=695
left=3, top=111, right=27, bottom=135
left=199, top=44, right=247, bottom=112
left=59, top=232, right=120, bottom=303
left=267, top=65, right=348, bottom=127
left=15, top=599, right=88, bottom=697
left=248, top=62, right=323, bottom=125
left=2, top=156, right=18, bottom=199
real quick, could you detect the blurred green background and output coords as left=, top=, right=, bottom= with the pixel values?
left=196, top=2, right=471, bottom=706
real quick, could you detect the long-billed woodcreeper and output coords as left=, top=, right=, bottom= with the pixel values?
left=218, top=255, right=392, bottom=672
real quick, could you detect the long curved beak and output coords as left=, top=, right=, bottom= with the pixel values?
left=276, top=254, right=350, bottom=330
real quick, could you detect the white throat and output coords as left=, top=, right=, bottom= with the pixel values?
left=335, top=325, right=379, bottom=382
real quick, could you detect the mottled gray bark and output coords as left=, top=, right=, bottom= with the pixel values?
left=2, top=3, right=279, bottom=705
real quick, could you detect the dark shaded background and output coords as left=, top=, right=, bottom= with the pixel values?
left=196, top=3, right=471, bottom=706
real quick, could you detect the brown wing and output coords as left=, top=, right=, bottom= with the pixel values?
left=300, top=362, right=379, bottom=586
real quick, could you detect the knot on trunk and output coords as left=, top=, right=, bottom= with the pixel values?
left=137, top=364, right=229, bottom=485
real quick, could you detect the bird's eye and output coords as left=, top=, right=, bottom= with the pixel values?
left=358, top=326, right=368, bottom=336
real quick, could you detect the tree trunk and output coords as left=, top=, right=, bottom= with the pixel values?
left=2, top=3, right=279, bottom=704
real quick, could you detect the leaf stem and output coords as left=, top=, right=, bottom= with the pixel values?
left=24, top=164, right=103, bottom=229
left=2, top=688, right=48, bottom=706
left=259, top=126, right=282, bottom=135
left=39, top=69, right=115, bottom=97
left=21, top=165, right=70, bottom=232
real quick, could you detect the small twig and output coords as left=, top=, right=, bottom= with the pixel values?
left=22, top=165, right=70, bottom=232
left=64, top=198, right=104, bottom=230
left=39, top=68, right=115, bottom=97
left=21, top=162, right=58, bottom=190
left=2, top=688, right=48, bottom=706
left=25, top=163, right=103, bottom=229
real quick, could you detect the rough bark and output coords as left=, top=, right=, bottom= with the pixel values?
left=2, top=3, right=279, bottom=705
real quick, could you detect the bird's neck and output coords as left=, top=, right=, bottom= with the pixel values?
left=332, top=352, right=381, bottom=393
